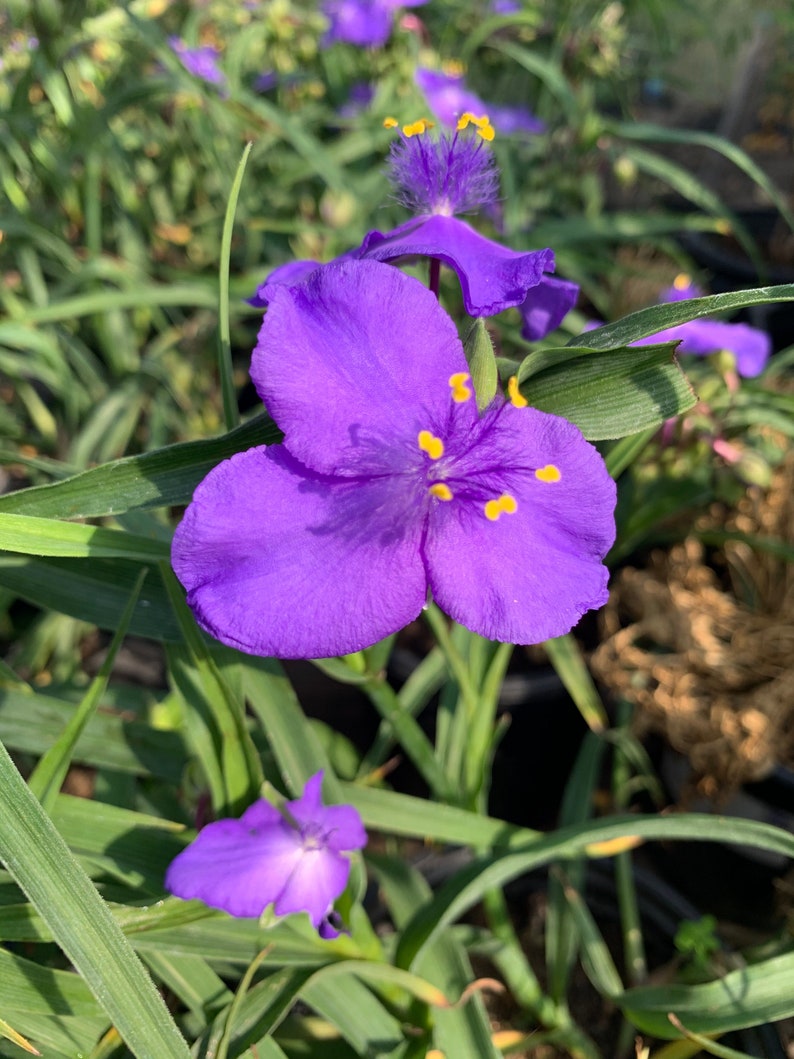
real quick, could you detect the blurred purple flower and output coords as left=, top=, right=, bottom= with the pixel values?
left=490, top=0, right=521, bottom=12
left=253, top=70, right=278, bottom=93
left=174, top=261, right=615, bottom=656
left=250, top=117, right=577, bottom=339
left=168, top=37, right=225, bottom=87
left=415, top=67, right=545, bottom=134
left=322, top=0, right=427, bottom=47
left=583, top=275, right=772, bottom=378
left=339, top=81, right=376, bottom=117
left=646, top=275, right=770, bottom=377
left=165, top=772, right=366, bottom=938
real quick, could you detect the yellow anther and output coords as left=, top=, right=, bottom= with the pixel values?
left=484, top=494, right=518, bottom=521
left=673, top=272, right=691, bottom=290
left=476, top=120, right=495, bottom=142
left=442, top=59, right=466, bottom=77
left=403, top=118, right=433, bottom=137
left=383, top=116, right=399, bottom=128
left=507, top=376, right=528, bottom=408
left=429, top=482, right=453, bottom=501
left=449, top=372, right=473, bottom=403
left=535, top=464, right=561, bottom=483
left=418, top=429, right=444, bottom=460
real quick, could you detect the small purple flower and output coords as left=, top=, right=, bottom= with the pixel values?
left=415, top=67, right=546, bottom=134
left=168, top=37, right=225, bottom=87
left=490, top=0, right=521, bottom=12
left=165, top=772, right=366, bottom=938
left=635, top=276, right=771, bottom=378
left=174, top=261, right=615, bottom=657
left=249, top=118, right=577, bottom=338
left=322, top=0, right=426, bottom=47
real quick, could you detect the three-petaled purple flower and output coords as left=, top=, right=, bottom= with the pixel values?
left=173, top=261, right=615, bottom=658
left=322, top=0, right=426, bottom=47
left=168, top=37, right=226, bottom=88
left=165, top=772, right=366, bottom=938
left=250, top=115, right=578, bottom=342
left=614, top=275, right=771, bottom=378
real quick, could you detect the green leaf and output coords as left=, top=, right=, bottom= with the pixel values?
left=217, top=143, right=252, bottom=433
left=542, top=634, right=607, bottom=732
left=517, top=343, right=696, bottom=440
left=0, top=413, right=280, bottom=520
left=620, top=952, right=794, bottom=1039
left=0, top=739, right=191, bottom=1059
left=576, top=284, right=794, bottom=352
left=393, top=814, right=794, bottom=971
left=0, top=686, right=186, bottom=780
left=27, top=570, right=148, bottom=810
left=0, top=555, right=181, bottom=640
left=161, top=565, right=263, bottom=816
left=0, top=513, right=168, bottom=562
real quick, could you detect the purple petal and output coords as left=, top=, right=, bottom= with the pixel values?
left=485, top=102, right=546, bottom=136
left=425, top=405, right=615, bottom=643
left=519, top=274, right=579, bottom=340
left=171, top=444, right=428, bottom=658
left=415, top=67, right=488, bottom=126
left=168, top=37, right=226, bottom=87
left=634, top=319, right=771, bottom=378
left=165, top=814, right=303, bottom=918
left=247, top=259, right=322, bottom=308
left=288, top=774, right=367, bottom=853
left=360, top=216, right=554, bottom=317
left=251, top=260, right=469, bottom=475
left=272, top=846, right=352, bottom=927
left=322, top=0, right=393, bottom=47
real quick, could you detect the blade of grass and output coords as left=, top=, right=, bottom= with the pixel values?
left=27, top=568, right=148, bottom=812
left=217, top=143, right=252, bottom=433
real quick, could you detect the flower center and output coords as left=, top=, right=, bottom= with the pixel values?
left=383, top=113, right=499, bottom=217
left=415, top=373, right=563, bottom=518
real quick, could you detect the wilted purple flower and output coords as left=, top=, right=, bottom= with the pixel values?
left=165, top=772, right=366, bottom=938
left=250, top=117, right=577, bottom=339
left=415, top=67, right=546, bottom=134
left=322, top=0, right=427, bottom=47
left=174, top=261, right=615, bottom=657
left=635, top=275, right=771, bottom=378
left=168, top=37, right=225, bottom=87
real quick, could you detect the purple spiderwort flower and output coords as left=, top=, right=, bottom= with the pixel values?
left=322, top=0, right=427, bottom=47
left=165, top=772, right=366, bottom=938
left=168, top=37, right=225, bottom=88
left=414, top=67, right=546, bottom=135
left=174, top=261, right=615, bottom=657
left=630, top=275, right=771, bottom=378
left=249, top=116, right=577, bottom=340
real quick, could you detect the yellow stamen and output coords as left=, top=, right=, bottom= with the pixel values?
left=449, top=372, right=473, bottom=403
left=403, top=118, right=433, bottom=137
left=476, top=120, right=495, bottom=142
left=383, top=116, right=399, bottom=128
left=442, top=59, right=466, bottom=77
left=507, top=375, right=528, bottom=408
left=484, top=494, right=518, bottom=521
left=429, top=482, right=453, bottom=501
left=418, top=429, right=444, bottom=460
left=673, top=272, right=691, bottom=290
left=535, top=464, right=561, bottom=483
